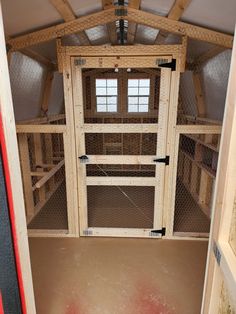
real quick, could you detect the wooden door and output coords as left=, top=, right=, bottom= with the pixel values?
left=72, top=56, right=172, bottom=238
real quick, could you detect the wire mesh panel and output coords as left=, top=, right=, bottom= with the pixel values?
left=85, top=133, right=157, bottom=155
left=174, top=133, right=220, bottom=235
left=87, top=186, right=155, bottom=229
left=17, top=132, right=68, bottom=230
left=86, top=164, right=155, bottom=177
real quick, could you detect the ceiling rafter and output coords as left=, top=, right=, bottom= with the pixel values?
left=49, top=0, right=90, bottom=45
left=155, top=0, right=191, bottom=44
left=7, top=7, right=233, bottom=50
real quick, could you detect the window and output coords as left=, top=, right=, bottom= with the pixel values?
left=128, top=79, right=150, bottom=113
left=95, top=79, right=118, bottom=112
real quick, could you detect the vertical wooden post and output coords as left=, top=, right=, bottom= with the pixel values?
left=18, top=134, right=34, bottom=219
left=0, top=3, right=36, bottom=312
left=33, top=134, right=46, bottom=201
left=192, top=71, right=206, bottom=117
left=41, top=70, right=54, bottom=115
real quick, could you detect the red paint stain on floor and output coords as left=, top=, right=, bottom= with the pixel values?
left=130, top=281, right=175, bottom=314
left=65, top=299, right=85, bottom=314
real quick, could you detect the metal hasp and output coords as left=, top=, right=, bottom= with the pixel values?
left=153, top=156, right=170, bottom=165
left=151, top=228, right=166, bottom=236
left=158, top=59, right=176, bottom=71
left=79, top=155, right=89, bottom=163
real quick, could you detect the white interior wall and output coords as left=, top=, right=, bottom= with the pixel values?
left=9, top=52, right=64, bottom=121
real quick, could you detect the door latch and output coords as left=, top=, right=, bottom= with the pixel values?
left=79, top=155, right=89, bottom=163
left=153, top=156, right=169, bottom=165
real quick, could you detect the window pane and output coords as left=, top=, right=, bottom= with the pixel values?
left=128, top=87, right=139, bottom=96
left=139, top=79, right=150, bottom=87
left=139, top=105, right=149, bottom=112
left=96, top=79, right=106, bottom=87
left=97, top=97, right=106, bottom=105
left=128, top=97, right=138, bottom=105
left=107, top=96, right=117, bottom=105
left=107, top=79, right=117, bottom=87
left=107, top=105, right=117, bottom=112
left=107, top=87, right=117, bottom=95
left=128, top=105, right=138, bottom=112
left=139, top=97, right=149, bottom=105
left=97, top=105, right=107, bottom=112
left=128, top=79, right=139, bottom=87
left=139, top=87, right=150, bottom=95
left=96, top=88, right=107, bottom=95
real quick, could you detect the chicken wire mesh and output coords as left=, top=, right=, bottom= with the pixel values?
left=85, top=133, right=157, bottom=155
left=87, top=185, right=155, bottom=229
left=174, top=133, right=220, bottom=235
left=17, top=132, right=68, bottom=230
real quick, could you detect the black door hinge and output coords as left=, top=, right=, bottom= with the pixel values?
left=150, top=228, right=166, bottom=236
left=158, top=59, right=176, bottom=71
left=153, top=156, right=170, bottom=165
left=79, top=155, right=89, bottom=163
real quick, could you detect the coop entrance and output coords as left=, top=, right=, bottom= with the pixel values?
left=72, top=56, right=172, bottom=237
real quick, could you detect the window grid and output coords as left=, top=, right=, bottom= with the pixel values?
left=96, top=79, right=118, bottom=113
left=128, top=79, right=150, bottom=113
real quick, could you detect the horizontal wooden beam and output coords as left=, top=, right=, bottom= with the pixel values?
left=176, top=124, right=222, bottom=134
left=83, top=123, right=158, bottom=133
left=16, top=124, right=66, bottom=133
left=86, top=155, right=156, bottom=165
left=17, top=114, right=65, bottom=125
left=7, top=7, right=233, bottom=50
left=86, top=176, right=156, bottom=186
left=66, top=44, right=182, bottom=56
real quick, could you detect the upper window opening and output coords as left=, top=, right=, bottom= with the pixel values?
left=128, top=79, right=150, bottom=113
left=96, top=79, right=118, bottom=112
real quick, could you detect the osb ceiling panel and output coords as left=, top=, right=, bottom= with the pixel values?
left=68, top=0, right=102, bottom=17
left=181, top=0, right=236, bottom=34
left=1, top=0, right=63, bottom=36
left=141, top=0, right=175, bottom=16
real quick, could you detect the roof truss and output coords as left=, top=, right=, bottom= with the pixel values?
left=7, top=6, right=233, bottom=50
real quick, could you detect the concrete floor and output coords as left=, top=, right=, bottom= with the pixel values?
left=29, top=238, right=208, bottom=314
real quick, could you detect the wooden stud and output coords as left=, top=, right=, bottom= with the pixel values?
left=192, top=71, right=206, bottom=117
left=41, top=70, right=54, bottom=115
left=62, top=55, right=80, bottom=236
left=202, top=27, right=236, bottom=312
left=0, top=3, right=36, bottom=311
left=33, top=134, right=46, bottom=202
left=17, top=134, right=34, bottom=218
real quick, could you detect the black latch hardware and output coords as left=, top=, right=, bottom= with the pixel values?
left=158, top=59, right=176, bottom=71
left=150, top=228, right=166, bottom=236
left=79, top=155, right=89, bottom=163
left=153, top=156, right=170, bottom=165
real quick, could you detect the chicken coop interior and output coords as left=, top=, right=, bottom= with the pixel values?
left=1, top=0, right=236, bottom=313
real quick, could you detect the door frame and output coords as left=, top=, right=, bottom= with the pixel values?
left=61, top=44, right=183, bottom=238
